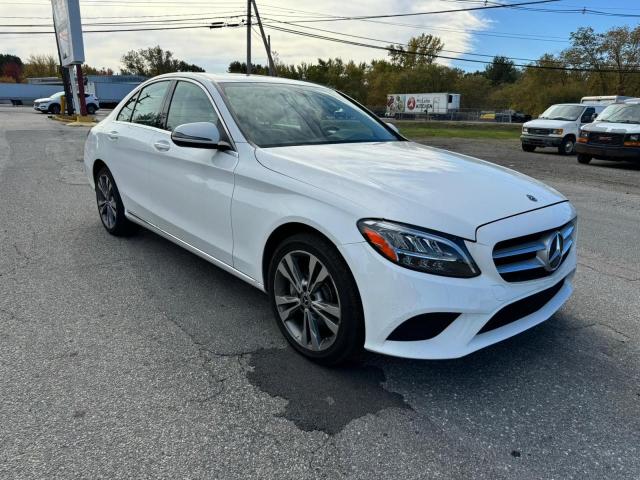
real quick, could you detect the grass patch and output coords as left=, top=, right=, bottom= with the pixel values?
left=396, top=121, right=521, bottom=140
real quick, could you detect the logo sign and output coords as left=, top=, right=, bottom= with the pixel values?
left=540, top=231, right=564, bottom=272
left=527, top=194, right=538, bottom=202
left=51, top=0, right=85, bottom=66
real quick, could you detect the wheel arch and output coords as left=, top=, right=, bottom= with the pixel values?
left=262, top=222, right=339, bottom=292
left=92, top=159, right=108, bottom=182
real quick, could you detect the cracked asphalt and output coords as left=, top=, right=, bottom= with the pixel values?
left=1, top=107, right=639, bottom=479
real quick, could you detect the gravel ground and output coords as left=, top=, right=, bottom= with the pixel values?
left=1, top=107, right=638, bottom=479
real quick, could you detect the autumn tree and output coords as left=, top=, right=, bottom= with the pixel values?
left=22, top=54, right=59, bottom=78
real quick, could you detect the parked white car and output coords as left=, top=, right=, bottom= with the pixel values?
left=576, top=98, right=640, bottom=164
left=34, top=91, right=100, bottom=115
left=84, top=73, right=577, bottom=364
left=521, top=103, right=606, bottom=155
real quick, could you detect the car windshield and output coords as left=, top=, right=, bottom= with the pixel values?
left=219, top=82, right=399, bottom=148
left=539, top=105, right=584, bottom=121
left=596, top=104, right=640, bottom=124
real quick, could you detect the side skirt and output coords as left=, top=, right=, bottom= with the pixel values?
left=126, top=210, right=266, bottom=292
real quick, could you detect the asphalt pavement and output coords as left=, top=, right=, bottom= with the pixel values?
left=1, top=107, right=638, bottom=479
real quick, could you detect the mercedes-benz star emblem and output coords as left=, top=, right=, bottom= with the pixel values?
left=541, top=231, right=564, bottom=272
left=527, top=194, right=538, bottom=202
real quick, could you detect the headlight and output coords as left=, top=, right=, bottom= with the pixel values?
left=552, top=129, right=563, bottom=135
left=357, top=219, right=480, bottom=278
left=624, top=134, right=640, bottom=147
left=522, top=127, right=529, bottom=133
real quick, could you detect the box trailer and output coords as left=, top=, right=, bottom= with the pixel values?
left=386, top=92, right=461, bottom=117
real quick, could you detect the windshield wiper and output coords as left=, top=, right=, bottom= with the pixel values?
left=549, top=117, right=573, bottom=121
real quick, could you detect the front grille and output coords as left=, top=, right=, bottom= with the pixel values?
left=588, top=132, right=624, bottom=146
left=478, top=279, right=565, bottom=334
left=492, top=220, right=575, bottom=282
left=528, top=128, right=551, bottom=135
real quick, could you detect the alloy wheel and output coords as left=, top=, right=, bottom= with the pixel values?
left=96, top=174, right=117, bottom=230
left=273, top=251, right=341, bottom=352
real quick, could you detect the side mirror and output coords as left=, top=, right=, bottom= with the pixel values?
left=171, top=122, right=229, bottom=149
left=385, top=122, right=399, bottom=133
left=591, top=113, right=598, bottom=122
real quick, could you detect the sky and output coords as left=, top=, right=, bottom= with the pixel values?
left=0, top=0, right=637, bottom=74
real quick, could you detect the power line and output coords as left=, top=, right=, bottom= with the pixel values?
left=264, top=23, right=640, bottom=74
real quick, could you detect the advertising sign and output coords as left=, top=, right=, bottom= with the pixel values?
left=386, top=93, right=450, bottom=116
left=51, top=0, right=84, bottom=66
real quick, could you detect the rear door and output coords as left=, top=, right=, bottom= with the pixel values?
left=109, top=80, right=173, bottom=225
left=143, top=79, right=238, bottom=265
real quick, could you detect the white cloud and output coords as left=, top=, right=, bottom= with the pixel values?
left=0, top=0, right=489, bottom=72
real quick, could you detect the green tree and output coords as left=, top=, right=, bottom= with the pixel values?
left=388, top=34, right=444, bottom=69
left=484, top=56, right=519, bottom=86
left=121, top=46, right=204, bottom=76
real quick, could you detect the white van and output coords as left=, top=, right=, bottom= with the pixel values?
left=575, top=98, right=640, bottom=164
left=521, top=103, right=607, bottom=155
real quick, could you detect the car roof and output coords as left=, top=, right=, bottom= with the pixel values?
left=150, top=72, right=329, bottom=89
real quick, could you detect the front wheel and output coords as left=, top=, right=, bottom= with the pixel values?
left=86, top=104, right=97, bottom=115
left=558, top=136, right=576, bottom=155
left=49, top=104, right=61, bottom=115
left=268, top=233, right=364, bottom=365
left=522, top=144, right=536, bottom=152
left=577, top=153, right=592, bottom=164
left=95, top=166, right=135, bottom=236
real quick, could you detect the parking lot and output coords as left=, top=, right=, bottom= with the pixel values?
left=1, top=106, right=639, bottom=479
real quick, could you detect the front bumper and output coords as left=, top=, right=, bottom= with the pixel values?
left=576, top=142, right=640, bottom=161
left=340, top=202, right=577, bottom=359
left=33, top=104, right=49, bottom=111
left=521, top=134, right=562, bottom=148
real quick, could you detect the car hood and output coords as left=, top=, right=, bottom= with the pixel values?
left=34, top=97, right=52, bottom=103
left=255, top=141, right=565, bottom=240
left=587, top=122, right=640, bottom=133
left=524, top=119, right=573, bottom=129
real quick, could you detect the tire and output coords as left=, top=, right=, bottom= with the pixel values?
left=267, top=233, right=364, bottom=365
left=86, top=104, right=97, bottom=115
left=49, top=103, right=61, bottom=115
left=577, top=153, right=592, bottom=164
left=94, top=166, right=135, bottom=236
left=522, top=144, right=536, bottom=152
left=558, top=136, right=576, bottom=155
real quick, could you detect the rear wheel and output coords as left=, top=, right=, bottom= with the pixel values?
left=577, top=153, right=592, bottom=164
left=49, top=104, right=61, bottom=115
left=558, top=136, right=575, bottom=155
left=95, top=166, right=135, bottom=236
left=522, top=144, right=536, bottom=152
left=268, top=233, right=364, bottom=365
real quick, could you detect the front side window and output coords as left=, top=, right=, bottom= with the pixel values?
left=130, top=81, right=170, bottom=129
left=116, top=91, right=139, bottom=122
left=539, top=104, right=584, bottom=121
left=166, top=81, right=222, bottom=133
left=219, top=82, right=398, bottom=148
left=581, top=107, right=595, bottom=123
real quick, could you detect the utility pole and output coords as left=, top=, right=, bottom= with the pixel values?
left=251, top=0, right=277, bottom=76
left=246, top=0, right=252, bottom=75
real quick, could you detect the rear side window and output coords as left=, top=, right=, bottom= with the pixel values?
left=130, top=81, right=170, bottom=129
left=166, top=81, right=221, bottom=132
left=116, top=92, right=139, bottom=122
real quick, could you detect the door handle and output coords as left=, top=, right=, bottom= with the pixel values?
left=107, top=131, right=119, bottom=140
left=153, top=140, right=171, bottom=152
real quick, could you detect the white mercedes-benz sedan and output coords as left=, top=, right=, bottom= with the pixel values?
left=84, top=73, right=577, bottom=365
